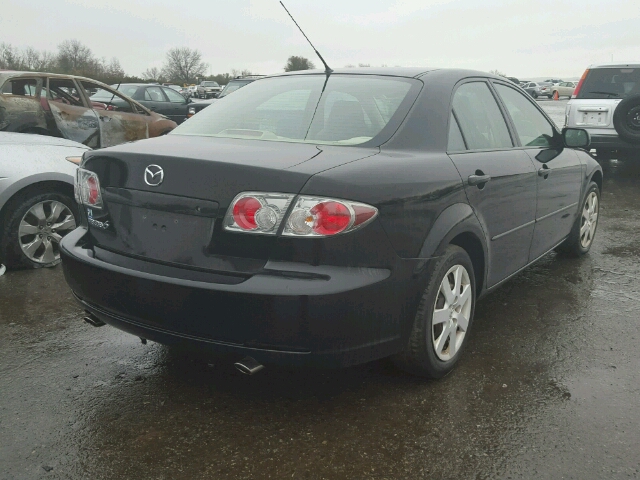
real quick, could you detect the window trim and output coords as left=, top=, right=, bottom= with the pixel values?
left=489, top=79, right=561, bottom=150
left=446, top=110, right=468, bottom=153
left=447, top=78, right=516, bottom=153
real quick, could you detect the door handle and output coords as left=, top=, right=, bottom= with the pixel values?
left=468, top=174, right=491, bottom=186
left=538, top=166, right=551, bottom=177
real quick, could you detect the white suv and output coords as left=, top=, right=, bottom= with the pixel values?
left=565, top=63, right=640, bottom=159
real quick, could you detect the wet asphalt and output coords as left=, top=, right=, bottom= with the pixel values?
left=1, top=100, right=639, bottom=479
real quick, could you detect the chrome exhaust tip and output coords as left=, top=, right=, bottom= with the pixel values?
left=83, top=312, right=106, bottom=327
left=234, top=356, right=264, bottom=375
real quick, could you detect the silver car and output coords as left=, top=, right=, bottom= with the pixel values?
left=565, top=63, right=640, bottom=158
left=0, top=132, right=89, bottom=269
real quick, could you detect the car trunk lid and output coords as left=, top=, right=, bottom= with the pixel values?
left=82, top=135, right=378, bottom=275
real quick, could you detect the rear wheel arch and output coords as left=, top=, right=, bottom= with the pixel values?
left=418, top=203, right=488, bottom=295
left=0, top=180, right=74, bottom=236
left=449, top=232, right=485, bottom=296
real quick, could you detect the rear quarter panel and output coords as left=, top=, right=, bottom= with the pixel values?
left=299, top=150, right=468, bottom=259
left=0, top=143, right=86, bottom=212
left=0, top=95, right=49, bottom=133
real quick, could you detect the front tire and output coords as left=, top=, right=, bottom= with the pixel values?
left=556, top=182, right=600, bottom=257
left=1, top=190, right=78, bottom=269
left=393, top=245, right=476, bottom=378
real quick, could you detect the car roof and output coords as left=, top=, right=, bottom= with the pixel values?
left=0, top=70, right=110, bottom=84
left=0, top=131, right=90, bottom=149
left=270, top=67, right=437, bottom=79
left=588, top=62, right=640, bottom=69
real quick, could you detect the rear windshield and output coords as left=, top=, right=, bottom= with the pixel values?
left=219, top=80, right=252, bottom=97
left=171, top=74, right=421, bottom=146
left=577, top=68, right=640, bottom=99
left=202, top=82, right=219, bottom=87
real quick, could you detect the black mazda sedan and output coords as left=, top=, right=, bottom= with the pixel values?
left=61, top=68, right=602, bottom=378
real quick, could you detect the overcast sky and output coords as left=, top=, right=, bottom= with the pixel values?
left=2, top=0, right=639, bottom=79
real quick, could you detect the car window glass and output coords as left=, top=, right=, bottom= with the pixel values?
left=163, top=87, right=186, bottom=103
left=83, top=81, right=135, bottom=113
left=172, top=75, right=418, bottom=146
left=577, top=68, right=640, bottom=99
left=447, top=113, right=466, bottom=152
left=115, top=85, right=139, bottom=98
left=146, top=86, right=167, bottom=102
left=451, top=82, right=512, bottom=150
left=1, top=78, right=38, bottom=97
left=47, top=78, right=83, bottom=107
left=494, top=84, right=555, bottom=147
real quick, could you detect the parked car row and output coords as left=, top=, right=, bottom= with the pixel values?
left=0, top=71, right=177, bottom=148
left=188, top=75, right=265, bottom=116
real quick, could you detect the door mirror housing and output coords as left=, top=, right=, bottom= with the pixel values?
left=563, top=128, right=590, bottom=148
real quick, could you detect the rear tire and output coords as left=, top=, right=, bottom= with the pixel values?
left=1, top=190, right=78, bottom=269
left=393, top=245, right=476, bottom=378
left=556, top=182, right=600, bottom=257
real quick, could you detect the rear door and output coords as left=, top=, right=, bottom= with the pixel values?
left=78, top=80, right=148, bottom=148
left=447, top=80, right=537, bottom=287
left=46, top=77, right=100, bottom=148
left=493, top=82, right=583, bottom=260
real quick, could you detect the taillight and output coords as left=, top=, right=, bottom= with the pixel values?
left=224, top=192, right=295, bottom=235
left=283, top=196, right=378, bottom=237
left=224, top=193, right=378, bottom=237
left=572, top=69, right=589, bottom=98
left=75, top=168, right=103, bottom=209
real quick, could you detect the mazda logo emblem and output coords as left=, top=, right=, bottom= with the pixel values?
left=144, top=165, right=164, bottom=186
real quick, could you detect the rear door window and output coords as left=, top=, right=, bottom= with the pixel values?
left=1, top=78, right=39, bottom=96
left=451, top=82, right=513, bottom=150
left=145, top=86, right=167, bottom=102
left=577, top=68, right=640, bottom=99
left=447, top=113, right=467, bottom=152
left=494, top=84, right=555, bottom=147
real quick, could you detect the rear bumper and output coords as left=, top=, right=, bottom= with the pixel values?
left=588, top=133, right=640, bottom=150
left=61, top=228, right=425, bottom=367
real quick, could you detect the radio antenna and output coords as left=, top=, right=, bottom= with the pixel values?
left=279, top=1, right=333, bottom=74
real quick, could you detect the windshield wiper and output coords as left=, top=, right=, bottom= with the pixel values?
left=586, top=91, right=620, bottom=97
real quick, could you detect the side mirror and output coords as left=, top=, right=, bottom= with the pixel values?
left=563, top=128, right=590, bottom=148
left=187, top=98, right=192, bottom=104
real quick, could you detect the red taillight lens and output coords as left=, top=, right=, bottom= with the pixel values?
left=75, top=168, right=103, bottom=209
left=232, top=196, right=261, bottom=230
left=225, top=192, right=295, bottom=235
left=284, top=196, right=378, bottom=237
left=310, top=201, right=351, bottom=235
left=87, top=176, right=99, bottom=205
left=572, top=69, right=589, bottom=98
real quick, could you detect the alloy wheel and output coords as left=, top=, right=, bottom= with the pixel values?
left=18, top=200, right=76, bottom=264
left=432, top=265, right=472, bottom=361
left=580, top=192, right=599, bottom=249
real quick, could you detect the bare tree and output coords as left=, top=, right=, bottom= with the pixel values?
left=284, top=56, right=315, bottom=72
left=142, top=67, right=163, bottom=82
left=489, top=69, right=507, bottom=77
left=57, top=39, right=95, bottom=75
left=358, top=63, right=371, bottom=68
left=162, top=47, right=208, bottom=84
left=0, top=43, right=23, bottom=70
left=230, top=68, right=253, bottom=78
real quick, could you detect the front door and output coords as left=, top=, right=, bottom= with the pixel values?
left=492, top=82, right=583, bottom=260
left=46, top=77, right=100, bottom=148
left=161, top=86, right=189, bottom=124
left=447, top=81, right=537, bottom=287
left=79, top=81, right=148, bottom=148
